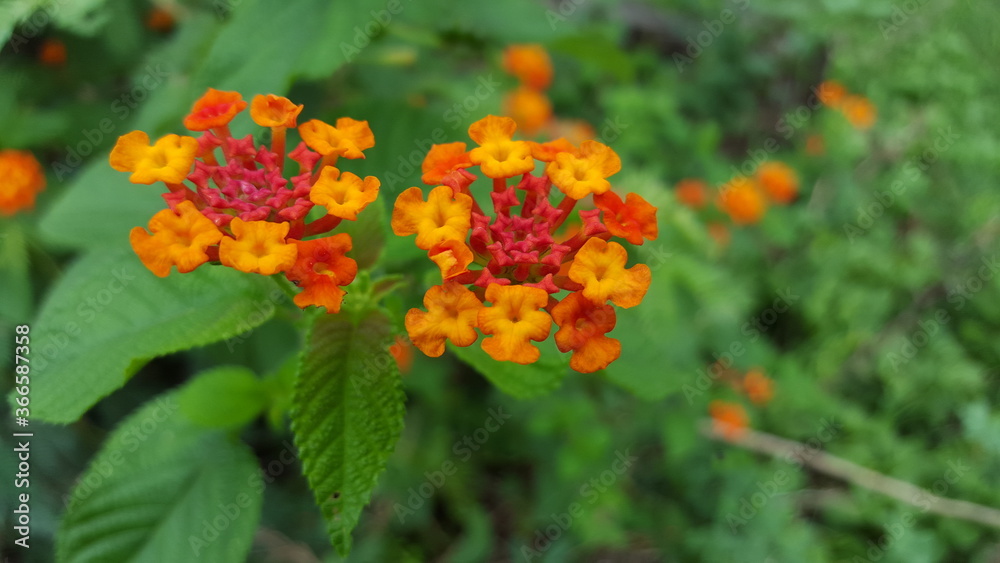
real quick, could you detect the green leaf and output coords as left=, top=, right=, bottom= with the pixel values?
left=178, top=366, right=268, bottom=429
left=449, top=338, right=569, bottom=398
left=58, top=392, right=262, bottom=563
left=291, top=310, right=406, bottom=556
left=25, top=246, right=280, bottom=424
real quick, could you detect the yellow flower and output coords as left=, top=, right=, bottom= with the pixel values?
left=547, top=140, right=621, bottom=199
left=467, top=115, right=535, bottom=179
left=405, top=282, right=484, bottom=357
left=391, top=185, right=473, bottom=250
left=250, top=94, right=304, bottom=128
left=309, top=167, right=380, bottom=220
left=568, top=238, right=651, bottom=308
left=478, top=284, right=552, bottom=364
left=110, top=131, right=198, bottom=185
left=129, top=201, right=223, bottom=277
left=428, top=239, right=474, bottom=280
left=299, top=117, right=375, bottom=159
left=219, top=218, right=297, bottom=275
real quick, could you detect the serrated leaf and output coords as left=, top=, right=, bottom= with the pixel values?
left=291, top=310, right=405, bottom=556
left=449, top=338, right=569, bottom=399
left=23, top=246, right=279, bottom=424
left=58, top=391, right=262, bottom=563
left=178, top=366, right=268, bottom=429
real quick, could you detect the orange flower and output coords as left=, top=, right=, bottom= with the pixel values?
left=0, top=150, right=46, bottom=216
left=183, top=88, right=247, bottom=131
left=594, top=191, right=658, bottom=245
left=675, top=179, right=708, bottom=209
left=709, top=400, right=748, bottom=441
left=842, top=95, right=876, bottom=130
left=428, top=239, right=474, bottom=280
left=250, top=94, right=303, bottom=128
left=502, top=44, right=553, bottom=90
left=109, top=131, right=199, bottom=185
left=716, top=177, right=765, bottom=225
left=742, top=369, right=774, bottom=405
left=478, top=284, right=552, bottom=364
left=552, top=292, right=620, bottom=373
left=405, top=282, right=484, bottom=357
left=146, top=6, right=175, bottom=32
left=547, top=140, right=621, bottom=200
left=129, top=201, right=223, bottom=277
left=299, top=117, right=375, bottom=159
left=421, top=142, right=473, bottom=185
left=755, top=161, right=798, bottom=204
left=568, top=238, right=651, bottom=308
left=38, top=38, right=66, bottom=66
left=284, top=234, right=357, bottom=313
left=527, top=138, right=575, bottom=162
left=389, top=335, right=414, bottom=374
left=468, top=115, right=535, bottom=179
left=817, top=80, right=846, bottom=108
left=309, top=167, right=380, bottom=220
left=391, top=185, right=473, bottom=250
left=503, top=86, right=552, bottom=136
left=219, top=218, right=297, bottom=275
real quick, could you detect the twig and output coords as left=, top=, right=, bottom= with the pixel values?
left=700, top=420, right=1000, bottom=529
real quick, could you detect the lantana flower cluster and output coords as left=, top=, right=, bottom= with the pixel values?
left=393, top=115, right=657, bottom=373
left=110, top=88, right=380, bottom=313
left=674, top=160, right=800, bottom=237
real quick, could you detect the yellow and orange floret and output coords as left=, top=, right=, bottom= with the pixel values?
left=110, top=88, right=380, bottom=313
left=394, top=115, right=657, bottom=373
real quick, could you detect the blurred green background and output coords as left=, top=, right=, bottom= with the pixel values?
left=2, top=0, right=1000, bottom=561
